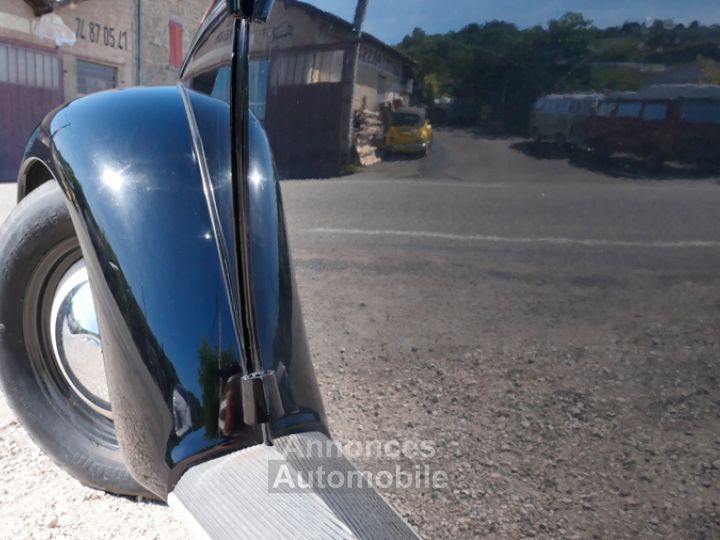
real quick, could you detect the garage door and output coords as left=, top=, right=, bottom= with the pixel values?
left=0, top=41, right=63, bottom=181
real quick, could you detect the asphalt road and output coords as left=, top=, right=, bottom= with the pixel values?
left=1, top=130, right=719, bottom=538
left=283, top=131, right=720, bottom=538
left=284, top=129, right=720, bottom=359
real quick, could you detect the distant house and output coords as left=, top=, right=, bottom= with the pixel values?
left=592, top=60, right=720, bottom=87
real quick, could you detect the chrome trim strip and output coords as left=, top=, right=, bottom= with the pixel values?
left=178, top=83, right=247, bottom=376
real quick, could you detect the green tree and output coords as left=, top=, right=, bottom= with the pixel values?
left=698, top=54, right=720, bottom=84
left=395, top=13, right=720, bottom=131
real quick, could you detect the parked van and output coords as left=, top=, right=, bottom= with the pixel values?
left=588, top=85, right=720, bottom=169
left=529, top=94, right=603, bottom=147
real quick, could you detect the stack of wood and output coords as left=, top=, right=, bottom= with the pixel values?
left=353, top=109, right=384, bottom=166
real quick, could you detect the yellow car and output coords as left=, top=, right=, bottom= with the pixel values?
left=385, top=107, right=433, bottom=154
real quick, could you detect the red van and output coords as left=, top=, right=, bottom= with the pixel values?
left=588, top=85, right=720, bottom=169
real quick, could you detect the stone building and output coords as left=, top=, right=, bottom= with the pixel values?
left=136, top=0, right=210, bottom=87
left=0, top=0, right=209, bottom=178
left=249, top=0, right=416, bottom=178
left=0, top=0, right=416, bottom=179
left=249, top=0, right=414, bottom=115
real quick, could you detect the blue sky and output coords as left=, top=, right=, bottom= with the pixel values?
left=308, top=0, right=720, bottom=44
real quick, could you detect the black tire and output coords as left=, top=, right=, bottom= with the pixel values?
left=591, top=145, right=611, bottom=164
left=644, top=149, right=664, bottom=172
left=554, top=134, right=568, bottom=156
left=0, top=181, right=151, bottom=498
left=530, top=128, right=542, bottom=145
left=694, top=148, right=719, bottom=173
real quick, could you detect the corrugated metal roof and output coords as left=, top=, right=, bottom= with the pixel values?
left=609, top=84, right=720, bottom=100
left=290, top=0, right=417, bottom=67
left=541, top=93, right=605, bottom=100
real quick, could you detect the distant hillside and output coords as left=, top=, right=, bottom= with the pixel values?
left=396, top=13, right=720, bottom=130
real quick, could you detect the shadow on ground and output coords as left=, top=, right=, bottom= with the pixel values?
left=376, top=150, right=427, bottom=162
left=511, top=140, right=720, bottom=182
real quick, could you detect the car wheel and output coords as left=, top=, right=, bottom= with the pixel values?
left=644, top=149, right=664, bottom=172
left=530, top=128, right=541, bottom=145
left=554, top=134, right=568, bottom=155
left=0, top=181, right=152, bottom=498
left=591, top=145, right=611, bottom=164
left=694, top=148, right=718, bottom=173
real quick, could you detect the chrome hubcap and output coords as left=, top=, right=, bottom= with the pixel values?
left=49, top=259, right=112, bottom=419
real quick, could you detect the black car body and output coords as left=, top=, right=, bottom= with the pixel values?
left=13, top=1, right=328, bottom=498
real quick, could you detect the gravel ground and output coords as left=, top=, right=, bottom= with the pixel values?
left=0, top=394, right=192, bottom=540
left=293, top=240, right=720, bottom=539
left=0, top=184, right=15, bottom=224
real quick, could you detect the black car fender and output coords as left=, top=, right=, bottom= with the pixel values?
left=16, top=85, right=327, bottom=498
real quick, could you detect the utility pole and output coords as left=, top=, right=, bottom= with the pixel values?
left=135, top=0, right=142, bottom=85
left=337, top=0, right=368, bottom=173
left=351, top=1, right=368, bottom=42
